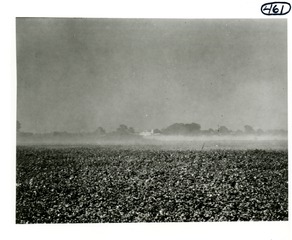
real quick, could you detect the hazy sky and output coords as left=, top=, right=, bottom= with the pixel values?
left=17, top=18, right=287, bottom=133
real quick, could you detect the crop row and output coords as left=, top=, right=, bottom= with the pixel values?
left=16, top=146, right=288, bottom=223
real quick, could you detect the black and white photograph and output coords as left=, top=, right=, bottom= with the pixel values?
left=15, top=17, right=288, bottom=224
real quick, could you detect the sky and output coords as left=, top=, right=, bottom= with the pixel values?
left=16, top=18, right=287, bottom=133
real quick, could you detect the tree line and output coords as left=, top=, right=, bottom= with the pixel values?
left=17, top=120, right=287, bottom=137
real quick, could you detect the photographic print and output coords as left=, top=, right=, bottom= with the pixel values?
left=16, top=18, right=288, bottom=223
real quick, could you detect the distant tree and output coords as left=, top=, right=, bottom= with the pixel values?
left=267, top=129, right=287, bottom=136
left=207, top=128, right=215, bottom=135
left=162, top=122, right=201, bottom=135
left=53, top=131, right=69, bottom=136
left=244, top=125, right=255, bottom=134
left=153, top=129, right=161, bottom=134
left=162, top=123, right=186, bottom=135
left=128, top=127, right=135, bottom=134
left=115, top=125, right=136, bottom=135
left=17, top=121, right=21, bottom=132
left=218, top=126, right=230, bottom=135
left=117, top=124, right=129, bottom=135
left=185, top=123, right=201, bottom=133
left=95, top=127, right=106, bottom=135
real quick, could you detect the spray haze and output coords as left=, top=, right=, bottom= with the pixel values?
left=17, top=18, right=287, bottom=144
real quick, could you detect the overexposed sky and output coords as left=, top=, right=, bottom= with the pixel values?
left=17, top=18, right=287, bottom=133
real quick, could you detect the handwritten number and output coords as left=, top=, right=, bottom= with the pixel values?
left=263, top=4, right=272, bottom=14
left=261, top=2, right=291, bottom=15
left=272, top=4, right=279, bottom=13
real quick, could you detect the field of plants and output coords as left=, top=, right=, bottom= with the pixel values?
left=16, top=145, right=288, bottom=223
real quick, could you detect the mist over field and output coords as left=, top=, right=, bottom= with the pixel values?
left=17, top=131, right=287, bottom=150
left=17, top=121, right=287, bottom=149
